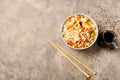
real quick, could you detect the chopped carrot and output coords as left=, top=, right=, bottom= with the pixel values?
left=88, top=28, right=93, bottom=33
left=86, top=19, right=91, bottom=25
left=86, top=28, right=89, bottom=31
left=67, top=40, right=74, bottom=46
left=81, top=26, right=85, bottom=31
left=79, top=44, right=83, bottom=48
left=80, top=38, right=83, bottom=42
left=73, top=43, right=78, bottom=47
left=83, top=39, right=88, bottom=45
left=76, top=15, right=81, bottom=21
left=84, top=38, right=88, bottom=43
left=66, top=17, right=71, bottom=22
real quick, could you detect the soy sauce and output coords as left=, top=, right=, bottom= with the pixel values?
left=97, top=30, right=118, bottom=49
left=104, top=32, right=115, bottom=43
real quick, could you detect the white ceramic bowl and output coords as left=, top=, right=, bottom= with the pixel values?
left=61, top=13, right=98, bottom=50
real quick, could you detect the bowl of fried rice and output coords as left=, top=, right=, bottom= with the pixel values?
left=61, top=13, right=98, bottom=50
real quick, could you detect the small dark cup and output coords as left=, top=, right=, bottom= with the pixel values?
left=97, top=30, right=119, bottom=49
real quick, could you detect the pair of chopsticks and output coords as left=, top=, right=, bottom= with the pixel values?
left=48, top=40, right=96, bottom=78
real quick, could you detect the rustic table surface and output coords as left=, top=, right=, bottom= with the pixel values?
left=0, top=0, right=120, bottom=80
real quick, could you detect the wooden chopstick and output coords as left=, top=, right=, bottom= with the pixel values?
left=49, top=40, right=90, bottom=78
left=52, top=41, right=96, bottom=75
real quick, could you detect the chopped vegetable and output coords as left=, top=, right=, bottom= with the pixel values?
left=66, top=17, right=71, bottom=22
left=88, top=28, right=93, bottom=33
left=76, top=15, right=81, bottom=21
left=81, top=26, right=85, bottom=31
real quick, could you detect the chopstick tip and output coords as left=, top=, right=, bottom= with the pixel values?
left=94, top=72, right=97, bottom=75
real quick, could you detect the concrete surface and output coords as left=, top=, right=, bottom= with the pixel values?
left=0, top=0, right=120, bottom=80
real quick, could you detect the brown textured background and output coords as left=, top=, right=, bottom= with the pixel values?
left=0, top=0, right=120, bottom=80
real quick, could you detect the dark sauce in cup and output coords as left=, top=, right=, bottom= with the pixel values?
left=104, top=31, right=115, bottom=43
left=97, top=30, right=118, bottom=49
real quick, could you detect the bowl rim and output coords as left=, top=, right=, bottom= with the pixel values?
left=61, top=13, right=98, bottom=50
